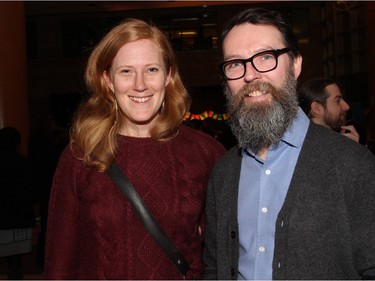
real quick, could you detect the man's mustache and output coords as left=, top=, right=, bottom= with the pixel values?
left=237, top=81, right=276, bottom=98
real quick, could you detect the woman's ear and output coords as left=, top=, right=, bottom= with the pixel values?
left=103, top=71, right=114, bottom=93
left=165, top=67, right=172, bottom=87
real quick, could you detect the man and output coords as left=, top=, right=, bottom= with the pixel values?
left=298, top=77, right=361, bottom=143
left=203, top=8, right=375, bottom=280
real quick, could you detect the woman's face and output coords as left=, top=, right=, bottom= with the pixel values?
left=104, top=38, right=171, bottom=137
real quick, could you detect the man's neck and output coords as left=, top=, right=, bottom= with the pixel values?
left=257, top=146, right=269, bottom=161
left=310, top=117, right=330, bottom=129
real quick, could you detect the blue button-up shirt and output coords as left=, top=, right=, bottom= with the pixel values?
left=238, top=108, right=309, bottom=280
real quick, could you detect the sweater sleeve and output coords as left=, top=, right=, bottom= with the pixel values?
left=44, top=146, right=80, bottom=279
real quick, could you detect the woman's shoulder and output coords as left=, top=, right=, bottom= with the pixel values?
left=55, top=144, right=84, bottom=172
left=59, top=143, right=76, bottom=160
left=178, top=125, right=227, bottom=154
left=180, top=125, right=220, bottom=142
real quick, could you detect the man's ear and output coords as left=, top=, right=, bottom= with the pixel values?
left=293, top=55, right=303, bottom=79
left=310, top=101, right=324, bottom=117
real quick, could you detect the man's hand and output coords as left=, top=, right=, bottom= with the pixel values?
left=340, top=125, right=360, bottom=142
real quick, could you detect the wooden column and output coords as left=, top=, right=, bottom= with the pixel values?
left=0, top=2, right=29, bottom=154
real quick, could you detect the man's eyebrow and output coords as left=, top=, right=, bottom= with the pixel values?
left=334, top=95, right=344, bottom=101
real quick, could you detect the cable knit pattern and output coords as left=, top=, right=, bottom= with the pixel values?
left=44, top=126, right=226, bottom=280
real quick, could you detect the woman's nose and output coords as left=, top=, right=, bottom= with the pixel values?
left=133, top=73, right=147, bottom=91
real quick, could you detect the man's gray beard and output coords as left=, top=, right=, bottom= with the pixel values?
left=225, top=71, right=299, bottom=152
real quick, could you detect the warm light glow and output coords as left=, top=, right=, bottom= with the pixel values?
left=177, top=31, right=197, bottom=36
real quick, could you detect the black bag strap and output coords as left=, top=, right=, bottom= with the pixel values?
left=108, top=163, right=190, bottom=277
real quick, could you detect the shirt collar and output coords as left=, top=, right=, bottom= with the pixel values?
left=281, top=107, right=310, bottom=148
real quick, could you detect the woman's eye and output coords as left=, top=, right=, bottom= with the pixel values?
left=120, top=68, right=132, bottom=75
left=148, top=67, right=159, bottom=73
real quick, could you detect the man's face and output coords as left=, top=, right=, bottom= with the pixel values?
left=222, top=23, right=302, bottom=103
left=323, top=83, right=350, bottom=130
left=222, top=23, right=302, bottom=150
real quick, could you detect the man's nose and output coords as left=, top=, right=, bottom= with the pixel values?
left=243, top=62, right=261, bottom=83
left=341, top=100, right=350, bottom=112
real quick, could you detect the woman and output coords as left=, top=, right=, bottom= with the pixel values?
left=44, top=18, right=226, bottom=280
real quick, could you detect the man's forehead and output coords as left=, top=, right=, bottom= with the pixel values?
left=223, top=23, right=283, bottom=55
left=326, top=84, right=343, bottom=100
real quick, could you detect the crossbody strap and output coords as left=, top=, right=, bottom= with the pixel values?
left=108, top=163, right=190, bottom=277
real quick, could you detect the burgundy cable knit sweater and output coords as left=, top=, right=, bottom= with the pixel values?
left=44, top=126, right=226, bottom=280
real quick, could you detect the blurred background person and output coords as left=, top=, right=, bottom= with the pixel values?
left=298, top=77, right=367, bottom=144
left=0, top=127, right=39, bottom=280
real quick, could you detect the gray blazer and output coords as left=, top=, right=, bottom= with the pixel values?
left=203, top=122, right=375, bottom=280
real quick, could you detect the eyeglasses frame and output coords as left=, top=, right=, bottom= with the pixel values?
left=220, top=47, right=290, bottom=80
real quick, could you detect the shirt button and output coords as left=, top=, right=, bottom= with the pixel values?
left=259, top=246, right=265, bottom=252
left=278, top=261, right=281, bottom=269
left=281, top=220, right=284, bottom=227
left=231, top=231, right=236, bottom=239
left=261, top=207, right=268, bottom=213
left=265, top=169, right=271, bottom=175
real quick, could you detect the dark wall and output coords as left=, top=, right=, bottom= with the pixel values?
left=26, top=2, right=369, bottom=137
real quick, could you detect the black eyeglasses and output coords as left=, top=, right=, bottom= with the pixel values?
left=220, top=48, right=290, bottom=80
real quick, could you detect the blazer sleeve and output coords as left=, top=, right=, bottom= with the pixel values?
left=203, top=147, right=241, bottom=280
left=44, top=147, right=80, bottom=279
left=350, top=150, right=375, bottom=279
